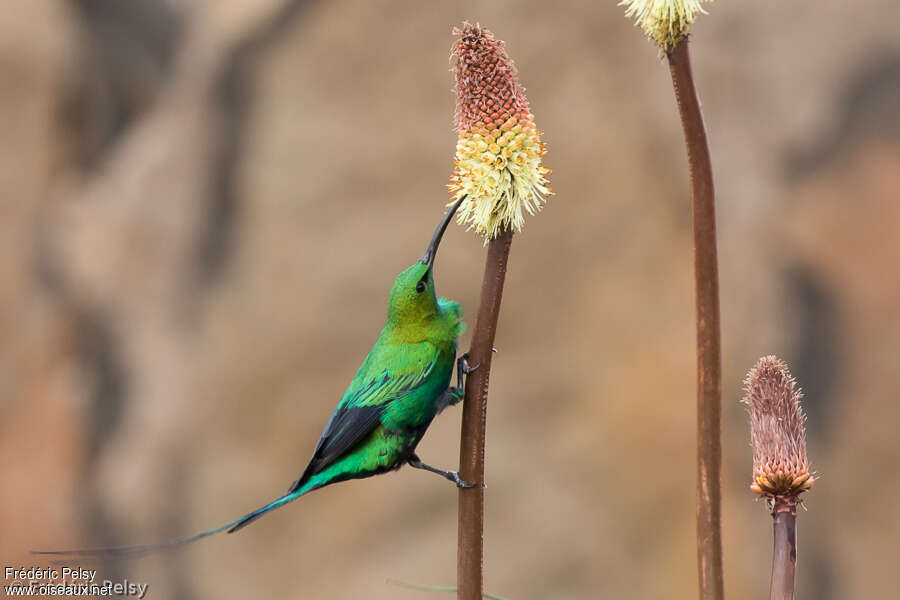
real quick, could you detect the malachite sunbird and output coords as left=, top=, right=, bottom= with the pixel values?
left=36, top=198, right=475, bottom=559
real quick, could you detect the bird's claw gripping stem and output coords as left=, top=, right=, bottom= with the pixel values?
left=458, top=351, right=479, bottom=380
left=447, top=471, right=477, bottom=488
left=449, top=352, right=479, bottom=405
left=408, top=455, right=476, bottom=488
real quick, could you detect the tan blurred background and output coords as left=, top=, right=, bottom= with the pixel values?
left=2, top=1, right=899, bottom=598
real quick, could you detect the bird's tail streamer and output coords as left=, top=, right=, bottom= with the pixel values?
left=31, top=489, right=304, bottom=561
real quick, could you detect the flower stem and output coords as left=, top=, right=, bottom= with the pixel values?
left=457, top=228, right=514, bottom=600
left=666, top=39, right=724, bottom=600
left=770, top=498, right=798, bottom=600
left=387, top=578, right=509, bottom=600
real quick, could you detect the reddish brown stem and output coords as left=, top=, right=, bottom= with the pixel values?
left=457, top=228, right=513, bottom=600
left=666, top=40, right=724, bottom=600
left=770, top=498, right=798, bottom=600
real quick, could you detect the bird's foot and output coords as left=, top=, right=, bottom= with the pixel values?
left=409, top=456, right=476, bottom=488
left=459, top=352, right=480, bottom=375
left=448, top=471, right=477, bottom=489
left=450, top=353, right=480, bottom=405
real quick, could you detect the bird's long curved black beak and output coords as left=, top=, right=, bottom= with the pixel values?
left=420, top=197, right=464, bottom=268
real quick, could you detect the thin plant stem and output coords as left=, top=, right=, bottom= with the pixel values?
left=387, top=578, right=508, bottom=600
left=666, top=39, right=724, bottom=600
left=770, top=498, right=798, bottom=600
left=457, top=228, right=514, bottom=600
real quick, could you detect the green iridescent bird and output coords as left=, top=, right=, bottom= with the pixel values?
left=36, top=199, right=474, bottom=559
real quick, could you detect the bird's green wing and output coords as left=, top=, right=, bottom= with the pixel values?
left=288, top=346, right=441, bottom=492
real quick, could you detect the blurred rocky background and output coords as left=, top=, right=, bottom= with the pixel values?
left=2, top=1, right=898, bottom=598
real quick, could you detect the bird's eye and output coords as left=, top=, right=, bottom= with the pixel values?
left=416, top=280, right=426, bottom=294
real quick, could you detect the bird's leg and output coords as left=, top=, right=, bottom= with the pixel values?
left=408, top=454, right=476, bottom=488
left=448, top=352, right=479, bottom=406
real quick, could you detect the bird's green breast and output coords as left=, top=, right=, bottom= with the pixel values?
left=366, top=299, right=463, bottom=429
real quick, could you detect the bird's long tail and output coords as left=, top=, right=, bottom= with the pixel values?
left=32, top=489, right=305, bottom=560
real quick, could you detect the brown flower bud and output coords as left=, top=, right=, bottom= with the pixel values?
left=742, top=356, right=815, bottom=500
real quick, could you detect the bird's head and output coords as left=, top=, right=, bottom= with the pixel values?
left=387, top=198, right=463, bottom=325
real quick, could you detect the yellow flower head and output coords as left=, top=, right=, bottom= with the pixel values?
left=620, top=0, right=711, bottom=51
left=448, top=23, right=551, bottom=240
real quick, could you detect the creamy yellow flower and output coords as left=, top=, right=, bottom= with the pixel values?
left=620, top=0, right=712, bottom=51
left=449, top=23, right=551, bottom=241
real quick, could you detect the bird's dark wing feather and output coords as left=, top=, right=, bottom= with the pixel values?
left=288, top=350, right=441, bottom=493
left=301, top=404, right=383, bottom=480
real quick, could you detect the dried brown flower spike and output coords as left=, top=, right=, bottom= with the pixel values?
left=743, top=355, right=815, bottom=502
left=743, top=355, right=815, bottom=600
